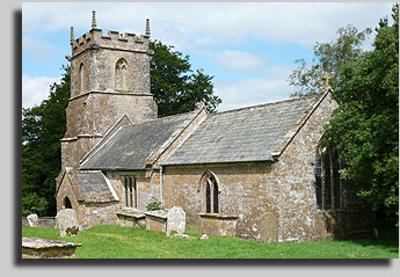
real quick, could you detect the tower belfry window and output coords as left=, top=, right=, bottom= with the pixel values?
left=115, top=59, right=129, bottom=91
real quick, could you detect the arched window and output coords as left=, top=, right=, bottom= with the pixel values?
left=115, top=58, right=129, bottom=91
left=79, top=63, right=86, bottom=94
left=315, top=146, right=342, bottom=210
left=201, top=171, right=219, bottom=213
left=315, top=148, right=322, bottom=209
left=64, top=197, right=72, bottom=209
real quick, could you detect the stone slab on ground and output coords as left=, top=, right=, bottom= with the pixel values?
left=22, top=237, right=81, bottom=259
left=116, top=207, right=146, bottom=228
left=144, top=210, right=169, bottom=233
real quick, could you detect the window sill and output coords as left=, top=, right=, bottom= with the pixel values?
left=317, top=208, right=345, bottom=213
left=198, top=213, right=239, bottom=220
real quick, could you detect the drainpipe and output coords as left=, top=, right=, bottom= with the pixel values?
left=159, top=165, right=164, bottom=205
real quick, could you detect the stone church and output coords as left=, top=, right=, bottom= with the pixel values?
left=56, top=12, right=373, bottom=243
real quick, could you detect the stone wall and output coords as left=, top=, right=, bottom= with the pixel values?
left=22, top=217, right=56, bottom=227
left=162, top=93, right=338, bottom=242
left=265, top=92, right=337, bottom=242
left=56, top=171, right=121, bottom=229
left=162, top=162, right=277, bottom=241
left=61, top=136, right=101, bottom=169
left=56, top=167, right=163, bottom=229
left=106, top=170, right=161, bottom=211
left=78, top=202, right=120, bottom=228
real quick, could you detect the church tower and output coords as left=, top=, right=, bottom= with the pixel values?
left=61, top=11, right=158, bottom=169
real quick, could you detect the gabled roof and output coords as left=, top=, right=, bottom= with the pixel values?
left=79, top=114, right=132, bottom=165
left=80, top=111, right=198, bottom=170
left=162, top=95, right=319, bottom=165
left=68, top=170, right=118, bottom=204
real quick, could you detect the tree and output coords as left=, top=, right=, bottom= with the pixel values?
left=290, top=5, right=398, bottom=225
left=22, top=41, right=221, bottom=215
left=289, top=25, right=371, bottom=96
left=150, top=41, right=221, bottom=117
left=323, top=5, right=398, bottom=225
left=22, top=66, right=70, bottom=216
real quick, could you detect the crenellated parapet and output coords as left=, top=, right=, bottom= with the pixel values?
left=71, top=28, right=151, bottom=58
left=70, top=11, right=152, bottom=58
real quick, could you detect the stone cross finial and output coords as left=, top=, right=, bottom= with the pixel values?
left=322, top=71, right=331, bottom=89
left=195, top=102, right=205, bottom=110
left=145, top=18, right=151, bottom=37
left=91, top=10, right=97, bottom=29
left=70, top=26, right=74, bottom=44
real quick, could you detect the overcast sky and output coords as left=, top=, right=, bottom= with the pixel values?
left=22, top=2, right=394, bottom=111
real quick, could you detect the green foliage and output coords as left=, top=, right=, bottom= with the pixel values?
left=322, top=5, right=399, bottom=223
left=289, top=25, right=371, bottom=96
left=290, top=5, right=399, bottom=225
left=146, top=197, right=163, bottom=211
left=22, top=225, right=398, bottom=258
left=289, top=5, right=399, bottom=225
left=150, top=41, right=221, bottom=117
left=22, top=193, right=49, bottom=216
left=21, top=66, right=71, bottom=216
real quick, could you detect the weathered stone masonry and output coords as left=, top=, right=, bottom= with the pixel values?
left=161, top=93, right=337, bottom=242
left=56, top=13, right=372, bottom=241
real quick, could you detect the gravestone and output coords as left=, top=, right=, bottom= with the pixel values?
left=22, top=237, right=81, bottom=259
left=56, top=209, right=80, bottom=237
left=166, top=206, right=186, bottom=236
left=27, top=213, right=39, bottom=227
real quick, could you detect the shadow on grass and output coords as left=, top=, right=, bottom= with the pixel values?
left=342, top=227, right=399, bottom=255
left=347, top=239, right=398, bottom=252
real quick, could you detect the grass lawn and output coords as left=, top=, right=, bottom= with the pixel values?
left=22, top=225, right=398, bottom=259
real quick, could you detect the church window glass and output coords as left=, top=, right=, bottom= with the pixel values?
left=202, top=171, right=219, bottom=213
left=315, top=146, right=342, bottom=210
left=123, top=176, right=137, bottom=208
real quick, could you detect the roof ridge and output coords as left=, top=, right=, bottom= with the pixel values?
left=214, top=94, right=318, bottom=116
left=123, top=110, right=197, bottom=128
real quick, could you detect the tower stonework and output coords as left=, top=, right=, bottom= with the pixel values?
left=61, top=16, right=158, bottom=169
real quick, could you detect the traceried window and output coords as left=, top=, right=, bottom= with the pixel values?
left=202, top=171, right=219, bottom=213
left=79, top=63, right=86, bottom=94
left=123, top=176, right=137, bottom=208
left=115, top=58, right=129, bottom=91
left=315, top=147, right=342, bottom=210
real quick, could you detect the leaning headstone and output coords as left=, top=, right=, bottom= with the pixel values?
left=27, top=213, right=39, bottom=227
left=56, top=209, right=80, bottom=237
left=166, top=206, right=186, bottom=236
left=200, top=234, right=209, bottom=240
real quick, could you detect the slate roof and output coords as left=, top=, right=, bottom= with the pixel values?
left=163, top=96, right=317, bottom=165
left=68, top=170, right=118, bottom=203
left=75, top=170, right=110, bottom=193
left=80, top=111, right=197, bottom=170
